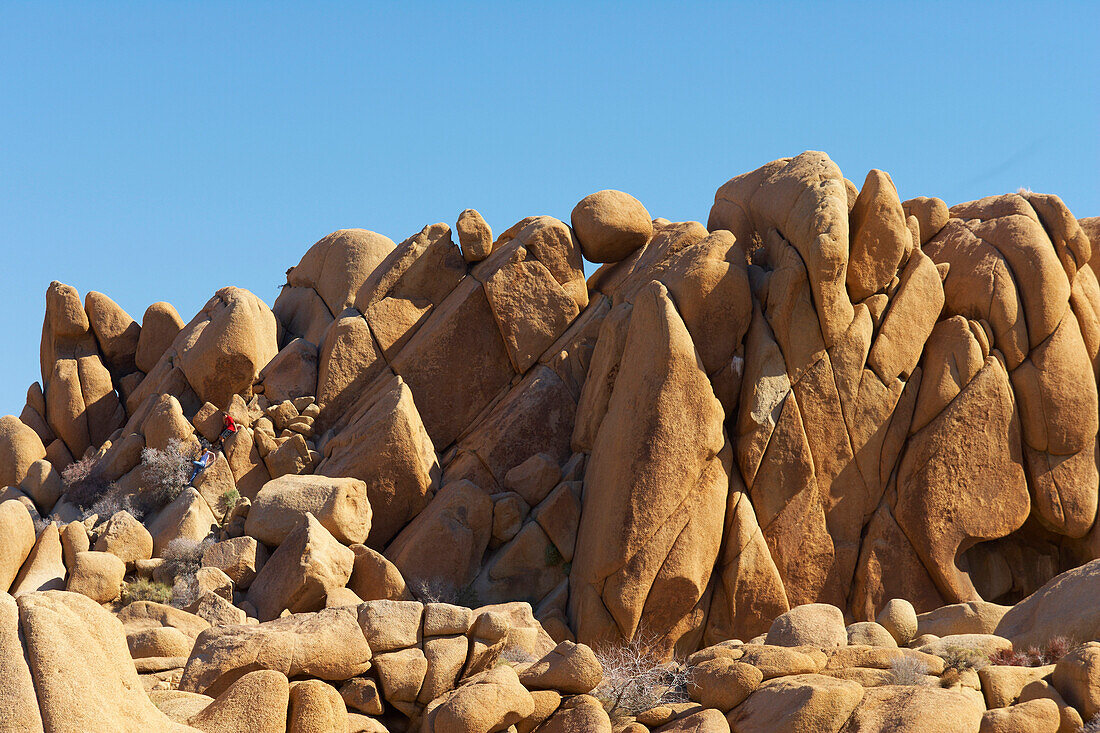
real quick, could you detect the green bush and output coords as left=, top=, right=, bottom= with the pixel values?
left=940, top=645, right=988, bottom=673
left=119, top=579, right=172, bottom=606
left=219, top=489, right=241, bottom=516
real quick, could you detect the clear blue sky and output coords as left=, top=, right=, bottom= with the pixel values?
left=1, top=2, right=1097, bottom=417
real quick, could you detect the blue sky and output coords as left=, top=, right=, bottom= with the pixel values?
left=1, top=1, right=1096, bottom=417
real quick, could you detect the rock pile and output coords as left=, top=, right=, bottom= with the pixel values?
left=1, top=151, right=1100, bottom=731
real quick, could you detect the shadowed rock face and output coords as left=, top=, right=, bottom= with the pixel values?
left=4, top=150, right=1100, bottom=665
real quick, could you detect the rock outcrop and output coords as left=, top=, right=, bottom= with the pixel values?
left=1, top=150, right=1100, bottom=731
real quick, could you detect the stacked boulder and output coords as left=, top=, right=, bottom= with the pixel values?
left=1, top=153, right=1100, bottom=730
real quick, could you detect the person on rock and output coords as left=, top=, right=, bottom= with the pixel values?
left=219, top=413, right=239, bottom=443
left=188, top=449, right=216, bottom=485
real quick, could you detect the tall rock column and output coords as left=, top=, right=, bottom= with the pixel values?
left=40, top=281, right=126, bottom=459
left=569, top=280, right=728, bottom=657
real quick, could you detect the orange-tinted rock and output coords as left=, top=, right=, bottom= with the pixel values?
left=457, top=209, right=494, bottom=263
left=389, top=277, right=514, bottom=448
left=570, top=281, right=727, bottom=657
left=316, top=375, right=438, bottom=548
left=174, top=287, right=280, bottom=409
left=725, top=673, right=863, bottom=733
left=386, top=480, right=492, bottom=597
left=315, top=308, right=386, bottom=423
left=572, top=189, right=653, bottom=264
left=259, top=338, right=318, bottom=403
left=895, top=319, right=1029, bottom=603
left=710, top=151, right=854, bottom=347
left=245, top=513, right=354, bottom=621
left=479, top=244, right=581, bottom=373
left=245, top=474, right=372, bottom=546
left=841, top=685, right=984, bottom=732
left=0, top=415, right=46, bottom=488
left=928, top=194, right=1099, bottom=539
left=286, top=229, right=397, bottom=317
left=995, top=560, right=1100, bottom=649
left=85, top=290, right=141, bottom=379
left=451, top=366, right=576, bottom=491
left=902, top=196, right=950, bottom=245
left=847, top=169, right=910, bottom=302
left=180, top=606, right=371, bottom=697
left=41, top=282, right=126, bottom=457
left=704, top=482, right=789, bottom=645
left=0, top=500, right=38, bottom=592
left=135, top=301, right=185, bottom=374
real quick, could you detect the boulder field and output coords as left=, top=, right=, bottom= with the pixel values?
left=1, top=151, right=1100, bottom=731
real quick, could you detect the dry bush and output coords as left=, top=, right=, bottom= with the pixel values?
left=161, top=537, right=209, bottom=578
left=1085, top=714, right=1100, bottom=733
left=136, top=439, right=192, bottom=513
left=32, top=514, right=51, bottom=535
left=592, top=633, right=692, bottom=720
left=62, top=455, right=112, bottom=509
left=170, top=576, right=198, bottom=609
left=160, top=536, right=214, bottom=608
left=989, top=636, right=1073, bottom=668
left=889, top=655, right=929, bottom=686
left=407, top=577, right=481, bottom=607
left=87, top=488, right=137, bottom=521
left=119, top=579, right=172, bottom=606
left=408, top=578, right=458, bottom=604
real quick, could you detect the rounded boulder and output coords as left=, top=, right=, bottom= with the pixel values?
left=571, top=189, right=653, bottom=263
left=765, top=603, right=848, bottom=649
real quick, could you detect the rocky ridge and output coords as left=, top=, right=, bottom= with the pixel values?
left=2, top=151, right=1100, bottom=731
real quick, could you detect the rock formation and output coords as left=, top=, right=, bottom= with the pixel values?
left=1, top=151, right=1099, bottom=731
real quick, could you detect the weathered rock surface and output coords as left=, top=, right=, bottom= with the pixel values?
left=4, top=150, right=1100, bottom=732
left=570, top=280, right=728, bottom=657
left=246, top=513, right=355, bottom=621
left=179, top=606, right=371, bottom=696
left=245, top=474, right=371, bottom=546
left=572, top=189, right=653, bottom=263
left=19, top=590, right=194, bottom=732
left=995, top=560, right=1100, bottom=648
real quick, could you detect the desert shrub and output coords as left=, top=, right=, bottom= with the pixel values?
left=87, top=488, right=137, bottom=521
left=161, top=537, right=210, bottom=579
left=989, top=636, right=1072, bottom=667
left=161, top=536, right=213, bottom=609
left=170, top=576, right=198, bottom=609
left=62, top=455, right=112, bottom=509
left=455, top=584, right=482, bottom=608
left=136, top=439, right=192, bottom=512
left=407, top=578, right=482, bottom=608
left=1045, top=636, right=1072, bottom=662
left=119, top=579, right=172, bottom=606
left=218, top=489, right=241, bottom=516
left=889, top=655, right=929, bottom=685
left=940, top=645, right=988, bottom=673
left=593, top=634, right=693, bottom=720
left=988, top=649, right=1030, bottom=667
left=408, top=578, right=458, bottom=604
left=61, top=454, right=96, bottom=485
left=1085, top=714, right=1100, bottom=733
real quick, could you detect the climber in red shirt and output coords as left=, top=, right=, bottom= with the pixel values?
left=219, top=413, right=239, bottom=443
